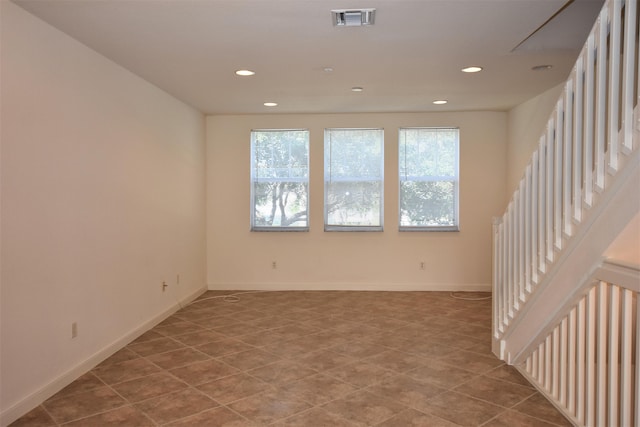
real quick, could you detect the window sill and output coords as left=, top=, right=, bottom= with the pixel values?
left=399, top=226, right=459, bottom=232
left=251, top=227, right=309, bottom=232
left=324, top=225, right=384, bottom=232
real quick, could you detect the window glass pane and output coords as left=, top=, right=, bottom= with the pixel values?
left=399, top=128, right=459, bottom=230
left=325, top=128, right=384, bottom=230
left=251, top=130, right=309, bottom=230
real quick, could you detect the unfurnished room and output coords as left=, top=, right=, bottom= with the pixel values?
left=1, top=0, right=639, bottom=426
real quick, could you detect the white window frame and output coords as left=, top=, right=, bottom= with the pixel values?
left=324, top=128, right=384, bottom=232
left=250, top=129, right=309, bottom=232
left=398, top=127, right=460, bottom=231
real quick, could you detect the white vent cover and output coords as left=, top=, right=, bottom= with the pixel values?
left=332, top=9, right=376, bottom=26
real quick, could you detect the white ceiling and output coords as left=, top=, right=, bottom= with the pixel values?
left=13, top=0, right=605, bottom=115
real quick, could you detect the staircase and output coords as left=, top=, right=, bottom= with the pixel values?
left=492, top=0, right=639, bottom=425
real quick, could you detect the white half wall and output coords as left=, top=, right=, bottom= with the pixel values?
left=0, top=2, right=206, bottom=424
left=206, top=112, right=507, bottom=291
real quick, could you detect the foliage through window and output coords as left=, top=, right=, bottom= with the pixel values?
left=251, top=129, right=309, bottom=231
left=399, top=127, right=459, bottom=231
left=324, top=128, right=384, bottom=231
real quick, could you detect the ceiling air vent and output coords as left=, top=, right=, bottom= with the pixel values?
left=332, top=9, right=376, bottom=27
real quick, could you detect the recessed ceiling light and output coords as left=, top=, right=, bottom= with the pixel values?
left=323, top=67, right=334, bottom=73
left=461, top=66, right=483, bottom=73
left=351, top=87, right=364, bottom=92
left=235, top=69, right=255, bottom=76
left=263, top=102, right=278, bottom=107
left=532, top=64, right=553, bottom=71
left=433, top=100, right=448, bottom=105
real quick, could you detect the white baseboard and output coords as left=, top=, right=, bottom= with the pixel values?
left=0, top=286, right=207, bottom=427
left=207, top=282, right=491, bottom=292
left=2, top=282, right=487, bottom=425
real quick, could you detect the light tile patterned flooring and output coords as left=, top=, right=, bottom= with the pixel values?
left=12, top=291, right=571, bottom=426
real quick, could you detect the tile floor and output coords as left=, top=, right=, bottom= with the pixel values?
left=11, top=291, right=572, bottom=426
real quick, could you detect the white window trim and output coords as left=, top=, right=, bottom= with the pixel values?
left=250, top=128, right=310, bottom=232
left=398, top=127, right=460, bottom=232
left=324, top=128, right=384, bottom=232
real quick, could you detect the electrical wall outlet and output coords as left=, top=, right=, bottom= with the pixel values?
left=71, top=322, right=78, bottom=339
left=162, top=281, right=168, bottom=292
left=420, top=261, right=425, bottom=270
left=272, top=261, right=277, bottom=269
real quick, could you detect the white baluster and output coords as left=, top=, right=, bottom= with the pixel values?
left=594, top=13, right=608, bottom=192
left=608, top=284, right=620, bottom=427
left=524, top=165, right=532, bottom=293
left=559, top=317, right=568, bottom=407
left=554, top=102, right=564, bottom=250
left=563, top=82, right=574, bottom=237
left=583, top=33, right=595, bottom=208
left=552, top=326, right=560, bottom=399
left=607, top=0, right=622, bottom=173
left=546, top=123, right=555, bottom=262
left=596, top=282, right=608, bottom=426
left=568, top=306, right=577, bottom=416
left=619, top=288, right=633, bottom=426
left=531, top=152, right=539, bottom=284
left=538, top=138, right=547, bottom=274
left=573, top=58, right=584, bottom=223
left=621, top=0, right=637, bottom=153
left=586, top=286, right=597, bottom=427
left=577, top=297, right=586, bottom=424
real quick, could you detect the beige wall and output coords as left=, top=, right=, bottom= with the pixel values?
left=0, top=2, right=568, bottom=421
left=1, top=2, right=206, bottom=423
left=207, top=112, right=507, bottom=291
left=506, top=83, right=564, bottom=197
left=604, top=213, right=640, bottom=265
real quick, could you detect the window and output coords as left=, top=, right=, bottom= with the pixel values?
left=399, top=127, right=459, bottom=231
left=251, top=129, right=309, bottom=231
left=324, top=128, right=384, bottom=231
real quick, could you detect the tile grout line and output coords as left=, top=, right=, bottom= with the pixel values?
left=13, top=291, right=573, bottom=427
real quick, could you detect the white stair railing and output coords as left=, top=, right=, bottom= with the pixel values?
left=520, top=261, right=638, bottom=427
left=493, top=0, right=639, bottom=344
left=493, top=0, right=639, bottom=425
